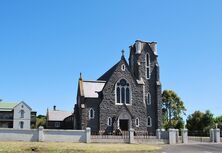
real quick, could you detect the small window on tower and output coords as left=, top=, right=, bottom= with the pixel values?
left=147, top=116, right=152, bottom=127
left=147, top=93, right=151, bottom=105
left=121, top=64, right=125, bottom=71
left=146, top=53, right=150, bottom=79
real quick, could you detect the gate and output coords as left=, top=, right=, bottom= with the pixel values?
left=91, top=130, right=129, bottom=143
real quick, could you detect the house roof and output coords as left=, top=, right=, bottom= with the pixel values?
left=0, top=101, right=33, bottom=111
left=0, top=102, right=18, bottom=111
left=47, top=110, right=72, bottom=121
left=82, top=80, right=106, bottom=98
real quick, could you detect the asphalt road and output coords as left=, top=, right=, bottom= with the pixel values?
left=155, top=143, right=222, bottom=153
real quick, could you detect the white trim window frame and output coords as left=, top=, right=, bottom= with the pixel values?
left=121, top=64, right=125, bottom=71
left=135, top=117, right=140, bottom=127
left=115, top=79, right=131, bottom=105
left=107, top=117, right=112, bottom=126
left=89, top=108, right=95, bottom=119
left=146, top=53, right=150, bottom=79
left=147, top=116, right=152, bottom=127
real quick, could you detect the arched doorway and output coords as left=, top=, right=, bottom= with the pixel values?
left=117, top=112, right=131, bottom=131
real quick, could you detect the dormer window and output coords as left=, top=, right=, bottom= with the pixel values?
left=146, top=53, right=150, bottom=79
left=116, top=79, right=131, bottom=105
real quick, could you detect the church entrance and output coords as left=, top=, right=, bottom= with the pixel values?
left=119, top=119, right=129, bottom=131
left=117, top=112, right=131, bottom=131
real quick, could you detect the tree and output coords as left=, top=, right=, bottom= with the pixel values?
left=36, top=115, right=46, bottom=128
left=186, top=110, right=214, bottom=134
left=214, top=116, right=222, bottom=129
left=162, top=90, right=186, bottom=129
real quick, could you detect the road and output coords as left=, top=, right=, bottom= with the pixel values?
left=154, top=143, right=222, bottom=153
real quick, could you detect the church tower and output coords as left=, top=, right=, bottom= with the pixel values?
left=129, top=40, right=162, bottom=129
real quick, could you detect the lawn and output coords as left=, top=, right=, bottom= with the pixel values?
left=0, top=142, right=161, bottom=153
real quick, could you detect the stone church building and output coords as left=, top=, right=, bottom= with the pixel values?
left=74, top=40, right=162, bottom=134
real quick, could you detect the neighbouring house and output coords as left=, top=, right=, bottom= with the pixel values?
left=0, top=101, right=36, bottom=129
left=74, top=40, right=162, bottom=134
left=46, top=106, right=73, bottom=129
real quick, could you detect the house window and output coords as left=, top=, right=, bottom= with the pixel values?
left=147, top=92, right=151, bottom=105
left=20, top=110, right=25, bottom=118
left=107, top=117, right=112, bottom=126
left=135, top=118, right=139, bottom=127
left=89, top=108, right=95, bottom=119
left=116, top=79, right=131, bottom=104
left=55, top=122, right=60, bottom=128
left=147, top=116, right=152, bottom=127
left=20, top=121, right=24, bottom=129
left=146, top=53, right=150, bottom=79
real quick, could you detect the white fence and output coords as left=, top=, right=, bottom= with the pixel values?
left=0, top=127, right=90, bottom=143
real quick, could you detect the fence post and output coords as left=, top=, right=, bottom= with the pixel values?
left=181, top=129, right=188, bottom=144
left=38, top=126, right=44, bottom=142
left=168, top=129, right=176, bottom=144
left=156, top=129, right=161, bottom=139
left=214, top=128, right=220, bottom=143
left=85, top=127, right=91, bottom=143
left=210, top=129, right=214, bottom=142
left=129, top=128, right=134, bottom=144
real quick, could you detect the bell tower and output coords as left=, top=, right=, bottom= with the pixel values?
left=129, top=40, right=162, bottom=129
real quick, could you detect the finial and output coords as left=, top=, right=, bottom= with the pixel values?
left=121, top=49, right=125, bottom=57
left=79, top=72, right=82, bottom=80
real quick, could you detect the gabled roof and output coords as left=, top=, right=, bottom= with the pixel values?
left=81, top=80, right=106, bottom=98
left=98, top=61, right=120, bottom=81
left=47, top=110, right=72, bottom=121
left=14, top=101, right=32, bottom=110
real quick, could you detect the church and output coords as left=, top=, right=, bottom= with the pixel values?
left=74, top=40, right=162, bottom=134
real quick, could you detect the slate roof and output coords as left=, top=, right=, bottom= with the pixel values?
left=98, top=61, right=120, bottom=81
left=47, top=110, right=72, bottom=121
left=82, top=80, right=106, bottom=98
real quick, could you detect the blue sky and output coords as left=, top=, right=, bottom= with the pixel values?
left=0, top=0, right=222, bottom=119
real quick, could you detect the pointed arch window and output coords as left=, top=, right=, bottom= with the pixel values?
left=89, top=108, right=95, bottom=119
left=116, top=79, right=131, bottom=104
left=146, top=53, right=150, bottom=79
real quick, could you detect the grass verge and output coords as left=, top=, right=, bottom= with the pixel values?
left=0, top=142, right=161, bottom=153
